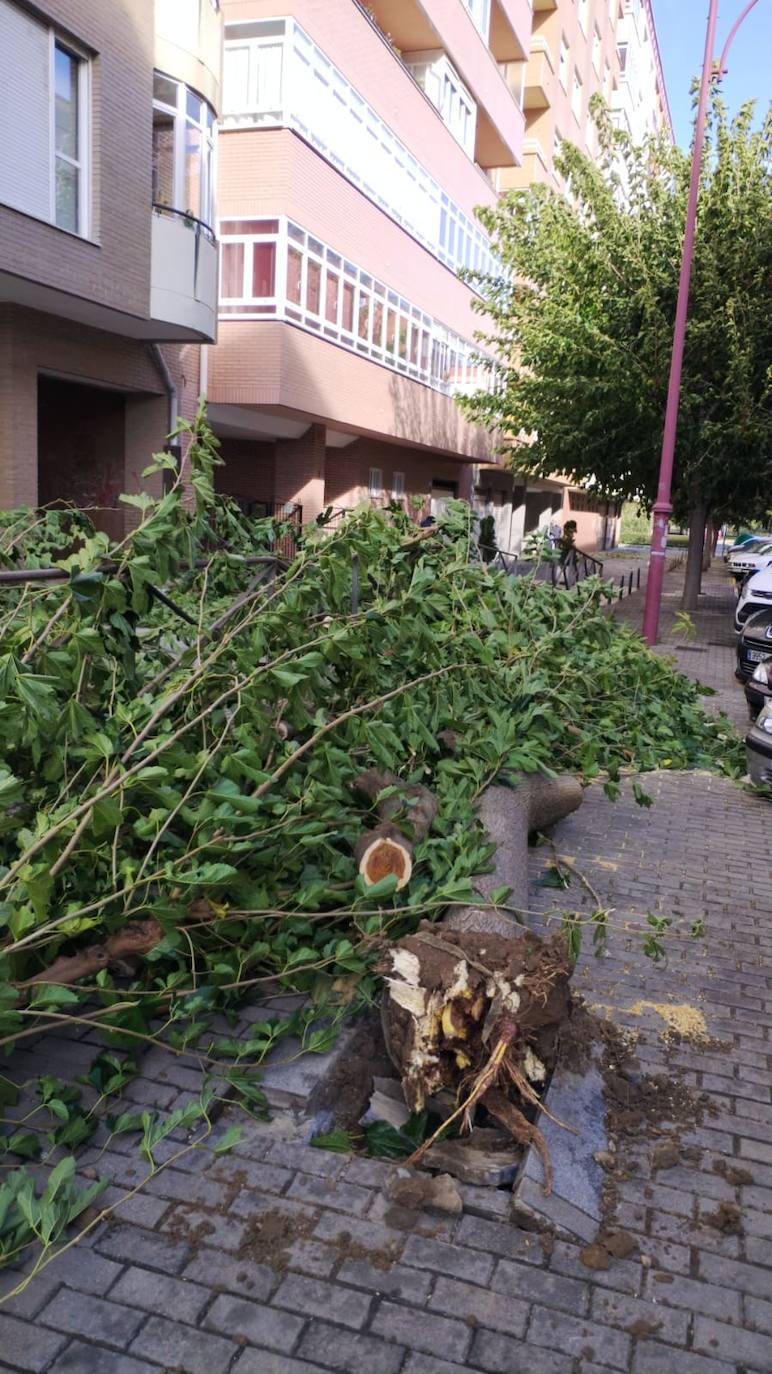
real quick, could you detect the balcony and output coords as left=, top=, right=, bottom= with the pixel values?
left=217, top=216, right=496, bottom=401
left=221, top=18, right=502, bottom=280
left=523, top=39, right=555, bottom=109
left=150, top=206, right=218, bottom=341
left=361, top=0, right=525, bottom=166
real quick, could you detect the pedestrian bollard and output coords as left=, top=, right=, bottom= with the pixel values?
left=636, top=567, right=641, bottom=589
left=628, top=572, right=633, bottom=595
left=619, top=576, right=624, bottom=600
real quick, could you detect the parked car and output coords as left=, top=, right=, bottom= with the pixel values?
left=736, top=607, right=772, bottom=678
left=724, top=532, right=770, bottom=563
left=735, top=567, right=772, bottom=632
left=745, top=659, right=772, bottom=721
left=728, top=540, right=772, bottom=579
left=746, top=700, right=772, bottom=789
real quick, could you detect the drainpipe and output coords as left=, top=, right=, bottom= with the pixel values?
left=147, top=343, right=178, bottom=441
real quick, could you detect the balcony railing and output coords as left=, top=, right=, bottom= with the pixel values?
left=218, top=216, right=498, bottom=401
left=221, top=17, right=501, bottom=286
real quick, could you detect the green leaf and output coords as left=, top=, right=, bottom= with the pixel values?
left=271, top=668, right=305, bottom=688
left=537, top=865, right=570, bottom=890
left=29, top=985, right=81, bottom=1010
left=310, top=1129, right=353, bottom=1153
left=212, top=1125, right=243, bottom=1155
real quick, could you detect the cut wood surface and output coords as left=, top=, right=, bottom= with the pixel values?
left=353, top=769, right=437, bottom=891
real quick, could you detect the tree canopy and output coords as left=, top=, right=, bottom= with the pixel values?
left=461, top=96, right=771, bottom=600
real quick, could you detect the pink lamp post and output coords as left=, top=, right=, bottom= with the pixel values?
left=641, top=0, right=761, bottom=646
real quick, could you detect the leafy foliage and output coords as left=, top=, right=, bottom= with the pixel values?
left=0, top=404, right=743, bottom=1271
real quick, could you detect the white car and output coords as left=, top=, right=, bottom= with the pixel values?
left=728, top=541, right=772, bottom=575
left=735, top=566, right=772, bottom=632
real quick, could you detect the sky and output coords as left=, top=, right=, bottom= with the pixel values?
left=650, top=0, right=772, bottom=147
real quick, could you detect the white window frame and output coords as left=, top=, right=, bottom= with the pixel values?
left=572, top=68, right=583, bottom=123
left=558, top=37, right=569, bottom=91
left=222, top=20, right=287, bottom=122
left=368, top=467, right=383, bottom=498
left=217, top=215, right=498, bottom=400
left=405, top=51, right=477, bottom=160
left=578, top=0, right=589, bottom=36
left=50, top=35, right=90, bottom=237
left=392, top=471, right=406, bottom=498
left=152, top=71, right=216, bottom=232
left=592, top=26, right=602, bottom=75
left=462, top=0, right=491, bottom=43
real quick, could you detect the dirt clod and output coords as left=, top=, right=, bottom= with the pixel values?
left=580, top=1226, right=637, bottom=1270
left=628, top=1318, right=662, bottom=1337
left=651, top=1141, right=680, bottom=1171
left=703, top=1201, right=743, bottom=1235
left=712, top=1159, right=753, bottom=1187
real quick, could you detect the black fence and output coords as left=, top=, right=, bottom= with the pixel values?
left=551, top=546, right=605, bottom=589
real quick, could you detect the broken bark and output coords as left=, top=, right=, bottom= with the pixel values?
left=381, top=775, right=582, bottom=1189
left=353, top=769, right=437, bottom=890
left=16, top=920, right=163, bottom=995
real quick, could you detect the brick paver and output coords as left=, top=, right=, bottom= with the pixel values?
left=0, top=560, right=770, bottom=1374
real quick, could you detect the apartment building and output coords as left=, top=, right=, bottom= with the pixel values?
left=204, top=0, right=577, bottom=533
left=613, top=0, right=671, bottom=143
left=493, top=0, right=670, bottom=194
left=0, top=0, right=222, bottom=534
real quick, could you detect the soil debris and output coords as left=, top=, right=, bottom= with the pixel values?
left=712, top=1159, right=753, bottom=1187
left=579, top=1227, right=637, bottom=1270
left=651, top=1141, right=680, bottom=1171
left=626, top=1000, right=709, bottom=1042
left=385, top=1170, right=463, bottom=1217
left=236, top=1208, right=316, bottom=1269
left=628, top=1318, right=663, bottom=1338
left=703, top=1201, right=743, bottom=1235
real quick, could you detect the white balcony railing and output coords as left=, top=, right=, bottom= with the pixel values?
left=218, top=216, right=497, bottom=400
left=222, top=18, right=501, bottom=287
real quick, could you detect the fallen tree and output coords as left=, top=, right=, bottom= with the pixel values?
left=0, top=405, right=744, bottom=1267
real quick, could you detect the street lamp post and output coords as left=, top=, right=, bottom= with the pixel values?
left=641, top=0, right=761, bottom=646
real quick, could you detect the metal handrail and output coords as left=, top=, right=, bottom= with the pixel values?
left=152, top=202, right=217, bottom=245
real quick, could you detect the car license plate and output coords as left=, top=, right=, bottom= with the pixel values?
left=748, top=649, right=768, bottom=662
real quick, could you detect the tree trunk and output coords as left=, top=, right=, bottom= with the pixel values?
left=702, top=516, right=715, bottom=573
left=681, top=499, right=708, bottom=611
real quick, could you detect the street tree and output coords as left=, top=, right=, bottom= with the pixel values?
left=461, top=96, right=772, bottom=609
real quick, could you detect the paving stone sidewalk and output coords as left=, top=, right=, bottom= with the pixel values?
left=1, top=561, right=770, bottom=1374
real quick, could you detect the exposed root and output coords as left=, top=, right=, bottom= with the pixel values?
left=482, top=1086, right=554, bottom=1196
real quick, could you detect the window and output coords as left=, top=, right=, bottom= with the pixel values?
left=604, top=58, right=612, bottom=95
left=592, top=27, right=602, bottom=75
left=223, top=20, right=286, bottom=118
left=406, top=52, right=477, bottom=159
left=0, top=3, right=91, bottom=235
left=53, top=43, right=86, bottom=233
left=152, top=72, right=216, bottom=231
left=392, top=471, right=405, bottom=498
left=368, top=467, right=383, bottom=498
left=617, top=42, right=628, bottom=74
left=217, top=217, right=497, bottom=399
left=559, top=37, right=569, bottom=90
left=572, top=69, right=583, bottom=122
left=553, top=127, right=563, bottom=166
left=462, top=0, right=491, bottom=42
left=608, top=0, right=617, bottom=25
left=578, top=0, right=589, bottom=35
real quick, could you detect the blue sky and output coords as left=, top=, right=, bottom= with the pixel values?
left=650, top=0, right=772, bottom=147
